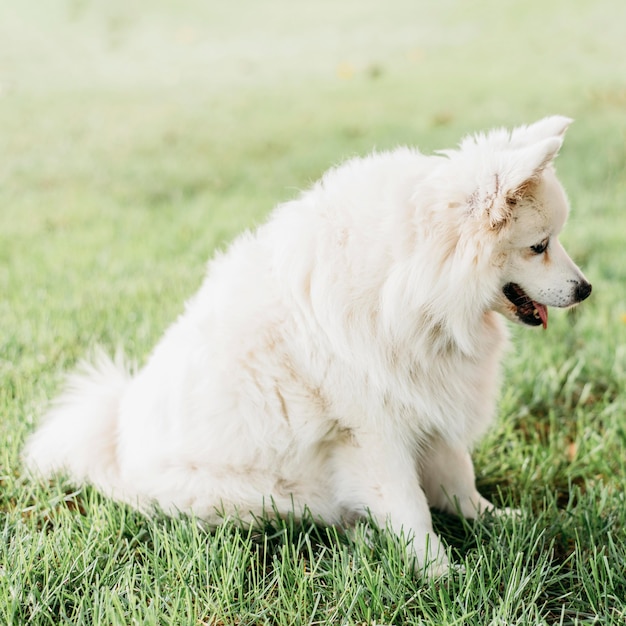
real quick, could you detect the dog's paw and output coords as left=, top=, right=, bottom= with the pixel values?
left=417, top=555, right=466, bottom=580
left=417, top=555, right=449, bottom=579
left=490, top=505, right=522, bottom=518
left=458, top=495, right=521, bottom=520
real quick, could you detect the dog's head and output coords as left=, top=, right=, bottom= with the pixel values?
left=444, top=116, right=591, bottom=329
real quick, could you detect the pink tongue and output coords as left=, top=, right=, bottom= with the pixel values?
left=534, top=302, right=548, bottom=329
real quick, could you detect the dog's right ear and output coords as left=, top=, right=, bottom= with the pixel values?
left=507, top=136, right=564, bottom=189
left=479, top=136, right=564, bottom=230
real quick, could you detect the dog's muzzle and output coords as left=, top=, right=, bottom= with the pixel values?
left=503, top=279, right=592, bottom=330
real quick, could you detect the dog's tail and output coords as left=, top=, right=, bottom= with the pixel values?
left=22, top=349, right=133, bottom=494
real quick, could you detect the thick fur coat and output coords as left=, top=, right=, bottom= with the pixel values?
left=24, top=116, right=591, bottom=574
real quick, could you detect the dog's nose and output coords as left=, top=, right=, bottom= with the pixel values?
left=575, top=281, right=592, bottom=302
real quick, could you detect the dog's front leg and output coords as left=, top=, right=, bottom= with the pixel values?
left=419, top=436, right=499, bottom=519
left=332, top=431, right=449, bottom=576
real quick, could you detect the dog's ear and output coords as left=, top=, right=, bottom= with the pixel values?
left=510, top=115, right=573, bottom=147
left=508, top=136, right=564, bottom=188
left=479, top=136, right=564, bottom=230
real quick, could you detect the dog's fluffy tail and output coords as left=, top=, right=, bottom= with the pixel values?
left=22, top=349, right=133, bottom=493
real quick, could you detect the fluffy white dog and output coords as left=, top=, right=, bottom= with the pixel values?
left=24, top=116, right=591, bottom=575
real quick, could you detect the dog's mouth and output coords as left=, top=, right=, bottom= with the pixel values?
left=502, top=283, right=548, bottom=329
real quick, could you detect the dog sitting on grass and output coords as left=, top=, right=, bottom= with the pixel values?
left=24, top=116, right=591, bottom=576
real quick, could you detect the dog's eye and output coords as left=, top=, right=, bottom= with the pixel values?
left=530, top=239, right=549, bottom=254
left=506, top=196, right=518, bottom=207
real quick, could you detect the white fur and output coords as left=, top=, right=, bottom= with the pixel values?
left=23, top=116, right=590, bottom=575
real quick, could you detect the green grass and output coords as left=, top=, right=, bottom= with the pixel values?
left=2, top=0, right=626, bottom=623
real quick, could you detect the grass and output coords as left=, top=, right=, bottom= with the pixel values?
left=1, top=0, right=626, bottom=623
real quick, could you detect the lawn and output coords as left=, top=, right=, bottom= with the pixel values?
left=1, top=0, right=626, bottom=624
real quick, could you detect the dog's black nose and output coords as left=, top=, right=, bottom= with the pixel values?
left=575, top=281, right=592, bottom=302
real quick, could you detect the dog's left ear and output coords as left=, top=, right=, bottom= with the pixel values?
left=510, top=115, right=573, bottom=147
left=486, top=136, right=564, bottom=230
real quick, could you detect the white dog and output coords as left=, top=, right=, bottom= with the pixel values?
left=24, top=116, right=591, bottom=575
